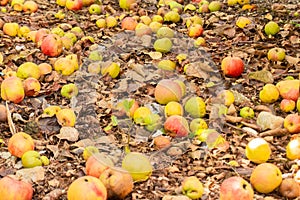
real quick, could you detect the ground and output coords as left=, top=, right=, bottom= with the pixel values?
left=0, top=0, right=300, bottom=199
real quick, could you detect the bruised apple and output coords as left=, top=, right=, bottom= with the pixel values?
left=41, top=34, right=63, bottom=57
left=1, top=76, right=25, bottom=104
left=220, top=176, right=254, bottom=200
left=0, top=176, right=33, bottom=200
left=121, top=16, right=137, bottom=30
left=115, top=98, right=139, bottom=118
left=23, top=77, right=41, bottom=97
left=279, top=178, right=300, bottom=199
left=164, top=115, right=190, bottom=137
left=54, top=57, right=76, bottom=76
left=221, top=56, right=244, bottom=77
left=67, top=176, right=107, bottom=200
left=17, top=62, right=40, bottom=80
left=99, top=167, right=133, bottom=199
left=182, top=176, right=204, bottom=199
left=23, top=0, right=38, bottom=13
left=35, top=28, right=49, bottom=45
left=154, top=79, right=182, bottom=104
left=86, top=152, right=114, bottom=178
left=8, top=132, right=34, bottom=158
left=56, top=108, right=76, bottom=127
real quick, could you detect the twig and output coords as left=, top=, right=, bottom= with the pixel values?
left=6, top=101, right=16, bottom=135
left=259, top=128, right=289, bottom=137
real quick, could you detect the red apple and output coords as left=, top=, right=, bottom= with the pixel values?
left=188, top=24, right=204, bottom=38
left=67, top=176, right=107, bottom=200
left=220, top=176, right=254, bottom=200
left=0, top=0, right=9, bottom=6
left=267, top=47, right=285, bottom=61
left=23, top=77, right=41, bottom=97
left=221, top=56, right=244, bottom=78
left=121, top=16, right=138, bottom=31
left=0, top=176, right=33, bottom=200
left=65, top=0, right=83, bottom=10
left=1, top=76, right=25, bottom=104
left=86, top=153, right=114, bottom=178
left=23, top=0, right=38, bottom=13
left=276, top=80, right=299, bottom=102
left=284, top=113, right=300, bottom=134
left=41, top=34, right=63, bottom=57
left=280, top=99, right=296, bottom=112
left=164, top=115, right=190, bottom=137
left=8, top=132, right=35, bottom=158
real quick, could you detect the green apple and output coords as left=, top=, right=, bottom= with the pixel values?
left=267, top=47, right=285, bottom=61
left=61, top=83, right=78, bottom=99
left=182, top=176, right=204, bottom=199
left=21, top=150, right=42, bottom=168
left=88, top=4, right=102, bottom=14
left=208, top=1, right=222, bottom=12
left=264, top=21, right=280, bottom=36
left=239, top=107, right=255, bottom=119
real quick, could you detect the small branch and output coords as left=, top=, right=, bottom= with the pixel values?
left=259, top=128, right=289, bottom=137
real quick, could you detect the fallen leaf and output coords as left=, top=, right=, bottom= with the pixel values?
left=16, top=166, right=45, bottom=183
left=248, top=70, right=274, bottom=83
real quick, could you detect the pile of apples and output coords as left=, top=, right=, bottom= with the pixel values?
left=1, top=0, right=38, bottom=13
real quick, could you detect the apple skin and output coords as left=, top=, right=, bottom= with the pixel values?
left=41, top=34, right=63, bottom=57
left=23, top=0, right=38, bottom=13
left=54, top=57, right=76, bottom=76
left=61, top=83, right=78, bottom=99
left=56, top=0, right=66, bottom=6
left=182, top=176, right=204, bottom=199
left=21, top=150, right=42, bottom=168
left=164, top=115, right=190, bottom=137
left=23, top=77, right=41, bottom=97
left=85, top=153, right=114, bottom=178
left=35, top=28, right=50, bottom=46
left=0, top=104, right=7, bottom=122
left=121, top=16, right=138, bottom=30
left=99, top=167, right=133, bottom=199
left=88, top=4, right=101, bottom=14
left=284, top=113, right=300, bottom=134
left=154, top=79, right=182, bottom=105
left=56, top=108, right=76, bottom=127
left=221, top=56, right=244, bottom=78
left=65, top=0, right=83, bottom=10
left=67, top=176, right=107, bottom=200
left=220, top=176, right=254, bottom=200
left=8, top=132, right=35, bottom=158
left=0, top=176, right=33, bottom=200
left=3, top=22, right=19, bottom=37
left=0, top=0, right=9, bottom=6
left=1, top=76, right=25, bottom=104
left=119, top=0, right=136, bottom=10
left=17, top=62, right=40, bottom=80
left=267, top=47, right=285, bottom=61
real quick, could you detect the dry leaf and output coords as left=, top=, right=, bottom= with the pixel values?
left=16, top=166, right=45, bottom=183
left=56, top=127, right=79, bottom=142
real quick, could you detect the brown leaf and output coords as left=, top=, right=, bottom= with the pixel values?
left=56, top=127, right=79, bottom=142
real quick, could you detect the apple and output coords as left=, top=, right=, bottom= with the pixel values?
left=23, top=77, right=41, bottom=97
left=280, top=99, right=296, bottom=112
left=297, top=97, right=300, bottom=112
left=17, top=61, right=40, bottom=80
left=144, top=113, right=161, bottom=132
left=245, top=138, right=271, bottom=164
left=61, top=83, right=78, bottom=99
left=221, top=56, right=244, bottom=77
left=8, top=132, right=34, bottom=158
left=115, top=98, right=139, bottom=118
left=35, top=28, right=50, bottom=46
left=286, top=137, right=300, bottom=160
left=96, top=19, right=106, bottom=28
left=54, top=57, right=76, bottom=75
left=152, top=15, right=163, bottom=23
left=279, top=178, right=300, bottom=198
left=237, top=0, right=249, bottom=5
left=3, top=22, right=19, bottom=37
left=88, top=4, right=101, bottom=14
left=250, top=163, right=282, bottom=194
left=64, top=32, right=77, bottom=44
left=193, top=37, right=206, bottom=47
left=220, top=176, right=254, bottom=200
left=227, top=0, right=238, bottom=6
left=157, top=59, right=176, bottom=71
left=199, top=4, right=209, bottom=13
left=267, top=47, right=285, bottom=61
left=0, top=0, right=8, bottom=6
left=119, top=0, right=136, bottom=10
left=65, top=0, right=83, bottom=10
left=239, top=107, right=255, bottom=119
left=86, top=152, right=114, bottom=178
left=164, top=101, right=183, bottom=117
left=105, top=16, right=118, bottom=28
left=18, top=25, right=31, bottom=37
left=1, top=76, right=25, bottom=104
left=43, top=105, right=61, bottom=117
left=23, top=0, right=38, bottom=13
left=284, top=113, right=300, bottom=134
left=276, top=79, right=299, bottom=101
left=121, top=16, right=138, bottom=31
left=236, top=17, right=251, bottom=29
left=38, top=63, right=52, bottom=75
left=11, top=0, right=24, bottom=11
left=82, top=0, right=95, bottom=6
left=99, top=167, right=133, bottom=199
left=67, top=176, right=107, bottom=200
left=217, top=90, right=235, bottom=106
left=184, top=96, right=206, bottom=118
left=189, top=118, right=208, bottom=133
left=51, top=27, right=65, bottom=37
left=26, top=30, right=37, bottom=42
left=0, top=176, right=33, bottom=200
left=259, top=83, right=280, bottom=103
left=164, top=10, right=180, bottom=23
left=154, top=79, right=182, bottom=104
left=56, top=108, right=76, bottom=127
left=121, top=152, right=152, bottom=182
left=0, top=104, right=7, bottom=122
left=182, top=176, right=204, bottom=199
left=156, top=26, right=174, bottom=38
left=140, top=15, right=152, bottom=25
left=132, top=106, right=151, bottom=125
left=188, top=24, right=204, bottom=38
left=21, top=150, right=43, bottom=168
left=56, top=0, right=66, bottom=6
left=264, top=21, right=280, bottom=36
left=153, top=136, right=171, bottom=149
left=164, top=115, right=190, bottom=137
left=60, top=36, right=72, bottom=50
left=65, top=53, right=79, bottom=70
left=41, top=34, right=63, bottom=57
left=208, top=1, right=222, bottom=12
